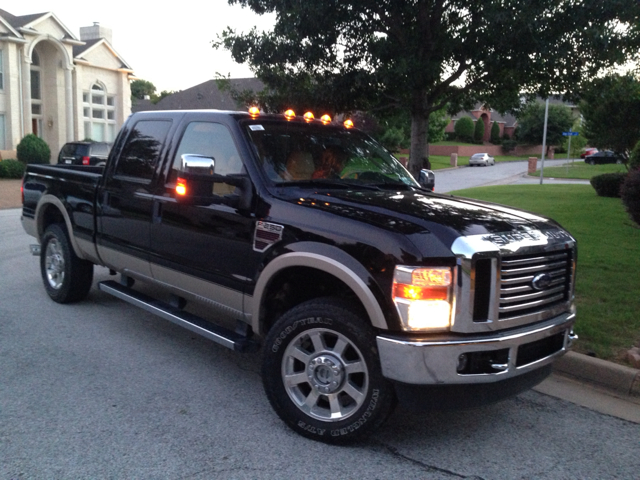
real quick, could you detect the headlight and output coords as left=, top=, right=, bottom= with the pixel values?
left=393, top=266, right=453, bottom=331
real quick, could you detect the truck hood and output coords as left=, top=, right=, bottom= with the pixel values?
left=288, top=188, right=563, bottom=245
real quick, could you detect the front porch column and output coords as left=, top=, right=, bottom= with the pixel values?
left=21, top=52, right=32, bottom=135
left=64, top=66, right=74, bottom=142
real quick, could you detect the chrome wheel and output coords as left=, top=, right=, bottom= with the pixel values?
left=45, top=238, right=65, bottom=290
left=281, top=327, right=369, bottom=422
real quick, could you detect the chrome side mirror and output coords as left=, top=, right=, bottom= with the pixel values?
left=418, top=169, right=435, bottom=191
left=181, top=154, right=215, bottom=175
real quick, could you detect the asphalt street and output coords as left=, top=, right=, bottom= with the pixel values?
left=434, top=158, right=589, bottom=193
left=1, top=192, right=638, bottom=478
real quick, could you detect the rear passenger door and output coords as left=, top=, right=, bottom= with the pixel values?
left=97, top=118, right=173, bottom=277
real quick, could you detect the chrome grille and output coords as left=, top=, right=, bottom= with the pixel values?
left=499, top=250, right=572, bottom=319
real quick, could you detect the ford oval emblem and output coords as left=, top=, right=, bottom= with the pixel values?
left=531, top=273, right=553, bottom=291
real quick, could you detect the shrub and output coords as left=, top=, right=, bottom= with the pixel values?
left=473, top=117, right=485, bottom=144
left=16, top=134, right=51, bottom=164
left=590, top=172, right=627, bottom=198
left=621, top=169, right=640, bottom=226
left=490, top=121, right=501, bottom=144
left=502, top=139, right=518, bottom=153
left=630, top=139, right=640, bottom=171
left=454, top=117, right=474, bottom=143
left=445, top=131, right=457, bottom=141
left=0, top=159, right=26, bottom=179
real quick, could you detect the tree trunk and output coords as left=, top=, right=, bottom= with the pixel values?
left=408, top=111, right=431, bottom=179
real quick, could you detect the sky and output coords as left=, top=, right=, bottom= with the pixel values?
left=12, top=1, right=276, bottom=92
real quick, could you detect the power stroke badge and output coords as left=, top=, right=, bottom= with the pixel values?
left=253, top=221, right=284, bottom=252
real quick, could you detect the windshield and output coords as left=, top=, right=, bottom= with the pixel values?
left=243, top=120, right=417, bottom=188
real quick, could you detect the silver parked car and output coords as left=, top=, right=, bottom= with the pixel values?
left=469, top=153, right=495, bottom=166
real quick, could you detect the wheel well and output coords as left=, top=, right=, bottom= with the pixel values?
left=39, top=204, right=66, bottom=238
left=259, top=266, right=365, bottom=335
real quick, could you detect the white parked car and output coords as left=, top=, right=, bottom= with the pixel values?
left=469, top=153, right=495, bottom=166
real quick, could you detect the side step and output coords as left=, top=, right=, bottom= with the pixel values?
left=98, top=280, right=260, bottom=353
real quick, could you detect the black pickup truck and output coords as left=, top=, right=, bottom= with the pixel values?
left=21, top=109, right=577, bottom=443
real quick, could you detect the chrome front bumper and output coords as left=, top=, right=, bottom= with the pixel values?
left=377, top=312, right=576, bottom=385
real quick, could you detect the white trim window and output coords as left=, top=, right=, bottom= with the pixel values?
left=83, top=83, right=116, bottom=142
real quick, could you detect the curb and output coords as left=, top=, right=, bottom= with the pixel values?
left=553, top=351, right=640, bottom=398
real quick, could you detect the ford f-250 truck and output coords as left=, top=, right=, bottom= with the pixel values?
left=21, top=109, right=577, bottom=443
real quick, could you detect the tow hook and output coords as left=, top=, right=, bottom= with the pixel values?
left=567, top=330, right=578, bottom=348
left=29, top=244, right=41, bottom=256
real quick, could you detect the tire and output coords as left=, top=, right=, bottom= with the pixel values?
left=40, top=224, right=94, bottom=303
left=588, top=159, right=595, bottom=165
left=262, top=297, right=396, bottom=444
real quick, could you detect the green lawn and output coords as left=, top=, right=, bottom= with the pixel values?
left=450, top=184, right=640, bottom=365
left=530, top=162, right=627, bottom=179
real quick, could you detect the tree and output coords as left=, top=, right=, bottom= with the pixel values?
left=454, top=117, right=474, bottom=143
left=216, top=0, right=640, bottom=177
left=515, top=102, right=574, bottom=147
left=562, top=122, right=588, bottom=159
left=131, top=79, right=157, bottom=100
left=474, top=117, right=485, bottom=144
left=580, top=73, right=640, bottom=165
left=490, top=121, right=501, bottom=145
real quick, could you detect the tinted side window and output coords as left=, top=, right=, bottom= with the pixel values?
left=168, top=122, right=242, bottom=184
left=115, top=120, right=172, bottom=181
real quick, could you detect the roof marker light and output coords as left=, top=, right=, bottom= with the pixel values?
left=284, top=109, right=295, bottom=120
left=303, top=111, right=314, bottom=122
left=320, top=114, right=332, bottom=125
left=343, top=119, right=354, bottom=129
left=248, top=106, right=260, bottom=116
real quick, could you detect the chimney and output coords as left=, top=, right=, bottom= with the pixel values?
left=80, top=22, right=113, bottom=44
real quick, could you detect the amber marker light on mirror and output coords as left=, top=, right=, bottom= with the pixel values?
left=344, top=119, right=354, bottom=129
left=176, top=178, right=187, bottom=196
left=248, top=106, right=260, bottom=116
left=303, top=111, right=315, bottom=122
left=392, top=266, right=453, bottom=331
left=284, top=109, right=296, bottom=120
left=320, top=114, right=332, bottom=124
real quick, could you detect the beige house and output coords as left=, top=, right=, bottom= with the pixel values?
left=0, top=9, right=133, bottom=161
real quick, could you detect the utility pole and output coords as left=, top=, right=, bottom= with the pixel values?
left=539, top=98, right=549, bottom=185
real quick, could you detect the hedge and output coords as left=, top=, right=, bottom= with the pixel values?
left=0, top=159, right=26, bottom=179
left=590, top=172, right=627, bottom=198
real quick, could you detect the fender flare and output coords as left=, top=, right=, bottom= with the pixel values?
left=35, top=195, right=88, bottom=260
left=251, top=244, right=389, bottom=335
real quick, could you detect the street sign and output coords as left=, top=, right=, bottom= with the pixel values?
left=563, top=131, right=579, bottom=136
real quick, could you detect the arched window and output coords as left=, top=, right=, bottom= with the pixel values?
left=83, top=82, right=116, bottom=141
